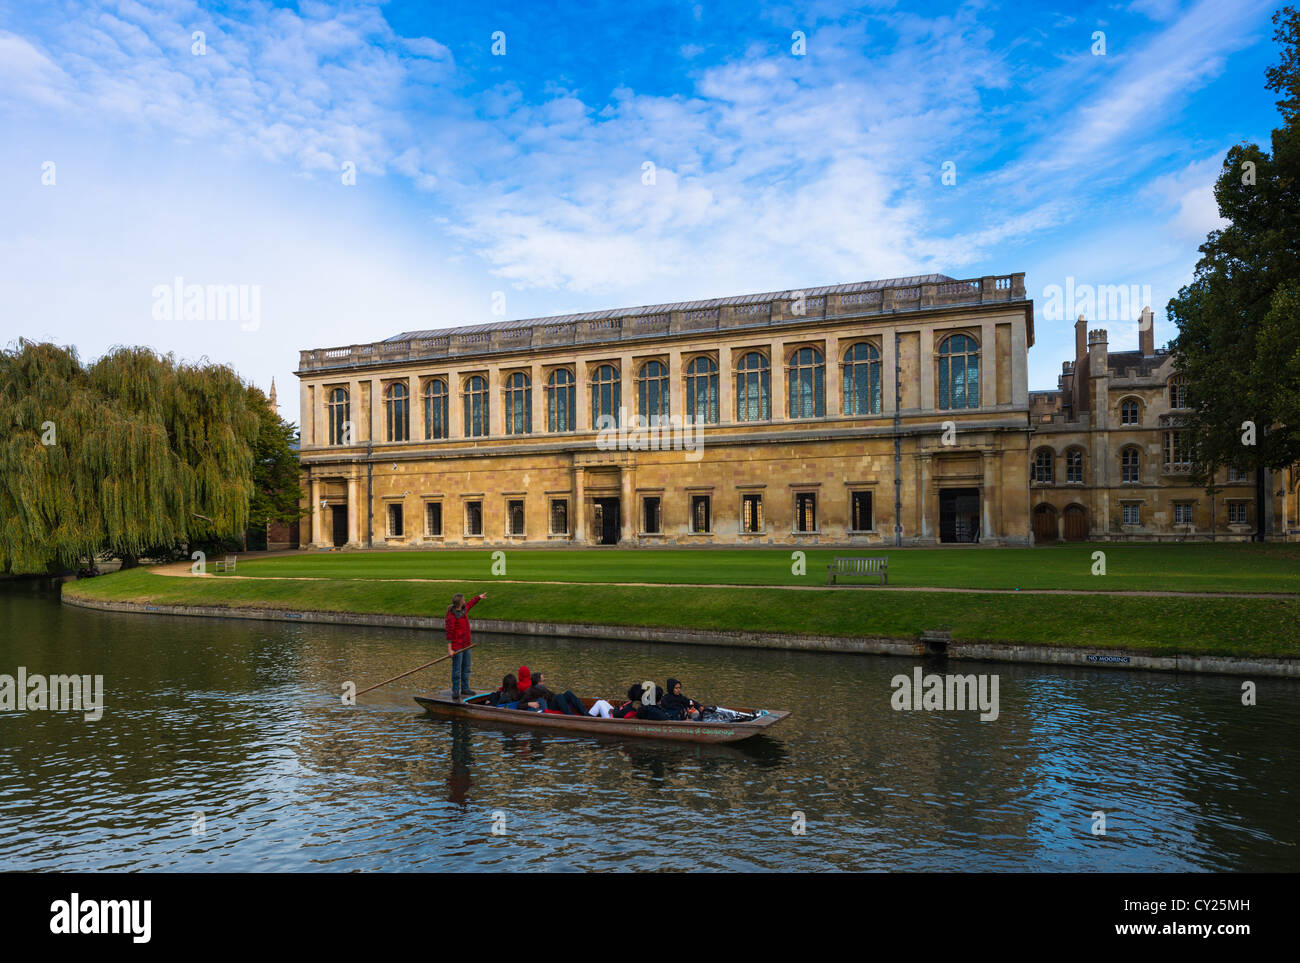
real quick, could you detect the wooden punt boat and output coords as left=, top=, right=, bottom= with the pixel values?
left=415, top=689, right=789, bottom=744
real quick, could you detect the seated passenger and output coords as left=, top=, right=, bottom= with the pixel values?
left=531, top=671, right=586, bottom=715
left=488, top=674, right=521, bottom=708
left=660, top=678, right=702, bottom=721
left=635, top=681, right=668, bottom=721
left=611, top=684, right=642, bottom=719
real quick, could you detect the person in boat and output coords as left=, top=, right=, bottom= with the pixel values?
left=660, top=678, right=702, bottom=721
left=529, top=671, right=586, bottom=715
left=488, top=673, right=541, bottom=711
left=445, top=591, right=486, bottom=700
left=634, top=681, right=668, bottom=721
left=611, top=684, right=642, bottom=719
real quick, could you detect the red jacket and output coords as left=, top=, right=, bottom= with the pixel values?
left=445, top=595, right=483, bottom=650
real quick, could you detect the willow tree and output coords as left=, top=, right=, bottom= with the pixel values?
left=0, top=341, right=258, bottom=574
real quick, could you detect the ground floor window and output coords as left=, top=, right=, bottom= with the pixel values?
left=794, top=492, right=817, bottom=532
left=850, top=491, right=873, bottom=531
left=691, top=495, right=711, bottom=533
left=550, top=499, right=568, bottom=534
left=387, top=503, right=404, bottom=537
left=1122, top=502, right=1141, bottom=526
left=643, top=496, right=662, bottom=534
left=425, top=502, right=442, bottom=536
left=1174, top=503, right=1193, bottom=525
left=507, top=499, right=525, bottom=536
left=465, top=501, right=483, bottom=536
left=1228, top=502, right=1248, bottom=525
left=742, top=493, right=763, bottom=533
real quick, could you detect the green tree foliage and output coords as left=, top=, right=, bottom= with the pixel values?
left=1167, top=6, right=1300, bottom=482
left=246, top=385, right=305, bottom=533
left=0, top=340, right=258, bottom=574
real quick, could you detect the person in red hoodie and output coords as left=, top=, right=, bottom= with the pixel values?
left=446, top=592, right=486, bottom=699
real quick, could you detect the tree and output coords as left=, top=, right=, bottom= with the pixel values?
left=1167, top=7, right=1300, bottom=495
left=246, top=385, right=305, bottom=539
left=0, top=341, right=258, bottom=574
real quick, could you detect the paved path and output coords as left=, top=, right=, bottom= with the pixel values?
left=147, top=561, right=1300, bottom=599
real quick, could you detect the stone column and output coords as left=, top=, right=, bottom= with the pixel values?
left=718, top=346, right=732, bottom=424
left=530, top=362, right=542, bottom=433
left=882, top=334, right=897, bottom=414
left=669, top=348, right=683, bottom=422
left=301, top=382, right=314, bottom=446
left=769, top=340, right=785, bottom=420
left=981, top=450, right=996, bottom=543
left=347, top=475, right=360, bottom=546
left=407, top=374, right=420, bottom=442
left=488, top=365, right=503, bottom=436
left=576, top=361, right=590, bottom=432
left=919, top=327, right=935, bottom=412
left=447, top=369, right=462, bottom=439
left=1011, top=321, right=1028, bottom=408
left=310, top=475, right=323, bottom=546
left=919, top=453, right=933, bottom=540
left=369, top=378, right=383, bottom=443
left=981, top=322, right=996, bottom=409
left=573, top=466, right=585, bottom=544
left=620, top=353, right=634, bottom=429
left=824, top=335, right=840, bottom=417
left=621, top=464, right=634, bottom=542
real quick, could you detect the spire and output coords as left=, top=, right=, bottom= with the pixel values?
left=268, top=378, right=278, bottom=412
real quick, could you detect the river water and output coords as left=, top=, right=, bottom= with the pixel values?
left=0, top=581, right=1296, bottom=871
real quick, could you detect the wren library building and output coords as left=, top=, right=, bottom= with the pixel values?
left=294, top=272, right=1297, bottom=550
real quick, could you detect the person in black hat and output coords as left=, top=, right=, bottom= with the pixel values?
left=660, top=678, right=701, bottom=721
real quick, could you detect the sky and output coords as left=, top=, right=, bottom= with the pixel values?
left=0, top=0, right=1289, bottom=426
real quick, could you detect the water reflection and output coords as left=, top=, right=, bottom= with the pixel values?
left=0, top=583, right=1296, bottom=871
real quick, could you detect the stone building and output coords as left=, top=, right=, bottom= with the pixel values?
left=295, top=273, right=1037, bottom=548
left=1027, top=309, right=1297, bottom=540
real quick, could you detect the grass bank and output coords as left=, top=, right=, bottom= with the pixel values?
left=62, top=568, right=1300, bottom=658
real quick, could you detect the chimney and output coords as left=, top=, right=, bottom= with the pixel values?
left=1073, top=314, right=1090, bottom=414
left=1089, top=328, right=1109, bottom=374
left=1138, top=306, right=1154, bottom=357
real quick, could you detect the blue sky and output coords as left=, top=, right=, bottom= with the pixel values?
left=0, top=0, right=1287, bottom=424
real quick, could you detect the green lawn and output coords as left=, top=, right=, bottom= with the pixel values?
left=212, top=543, right=1300, bottom=594
left=63, top=567, right=1300, bottom=658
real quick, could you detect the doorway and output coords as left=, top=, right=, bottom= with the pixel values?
left=939, top=488, right=980, bottom=543
left=1063, top=504, right=1088, bottom=541
left=593, top=498, right=620, bottom=545
left=331, top=505, right=348, bottom=547
left=1032, top=504, right=1058, bottom=543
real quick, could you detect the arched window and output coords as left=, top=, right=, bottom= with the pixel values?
left=735, top=352, right=770, bottom=422
left=637, top=360, right=669, bottom=423
left=1121, top=446, right=1140, bottom=484
left=1065, top=447, right=1084, bottom=484
left=504, top=372, right=531, bottom=435
left=591, top=364, right=620, bottom=429
left=546, top=369, right=574, bottom=432
left=843, top=342, right=881, bottom=415
left=423, top=379, right=448, bottom=440
left=1032, top=448, right=1054, bottom=484
left=685, top=356, right=719, bottom=424
left=1169, top=377, right=1188, bottom=409
left=464, top=375, right=489, bottom=437
left=1120, top=398, right=1140, bottom=425
left=786, top=346, right=825, bottom=418
left=384, top=383, right=409, bottom=442
left=938, top=334, right=980, bottom=410
left=327, top=387, right=350, bottom=446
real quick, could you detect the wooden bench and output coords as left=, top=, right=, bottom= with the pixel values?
left=214, top=556, right=237, bottom=573
left=827, top=556, right=887, bottom=586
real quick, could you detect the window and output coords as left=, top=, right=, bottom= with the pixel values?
left=465, top=501, right=483, bottom=536
left=1065, top=448, right=1084, bottom=484
left=795, top=492, right=817, bottom=532
left=1122, top=503, right=1141, bottom=526
left=643, top=496, right=662, bottom=534
left=1033, top=449, right=1054, bottom=484
left=1122, top=447, right=1140, bottom=484
left=1169, top=377, right=1189, bottom=409
left=843, top=342, right=882, bottom=415
left=685, top=356, right=719, bottom=424
left=1164, top=430, right=1192, bottom=472
left=385, top=382, right=409, bottom=442
left=504, top=372, right=531, bottom=435
left=424, top=379, right=449, bottom=440
left=591, top=364, right=621, bottom=429
left=1120, top=399, right=1140, bottom=425
left=637, top=361, right=669, bottom=423
left=1228, top=465, right=1249, bottom=483
left=464, top=376, right=489, bottom=437
left=1228, top=502, right=1248, bottom=525
left=1174, top=503, right=1194, bottom=525
left=327, top=387, right=350, bottom=446
left=691, top=495, right=711, bottom=533
left=735, top=352, right=770, bottom=422
left=507, top=499, right=525, bottom=536
left=387, top=503, right=404, bottom=537
left=547, top=369, right=575, bottom=432
left=938, top=334, right=980, bottom=410
left=786, top=346, right=825, bottom=418
left=742, top=493, right=763, bottom=533
left=425, top=502, right=442, bottom=536
left=550, top=499, right=569, bottom=534
left=850, top=491, right=873, bottom=531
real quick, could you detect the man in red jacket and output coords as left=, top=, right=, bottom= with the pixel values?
left=445, top=591, right=486, bottom=699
